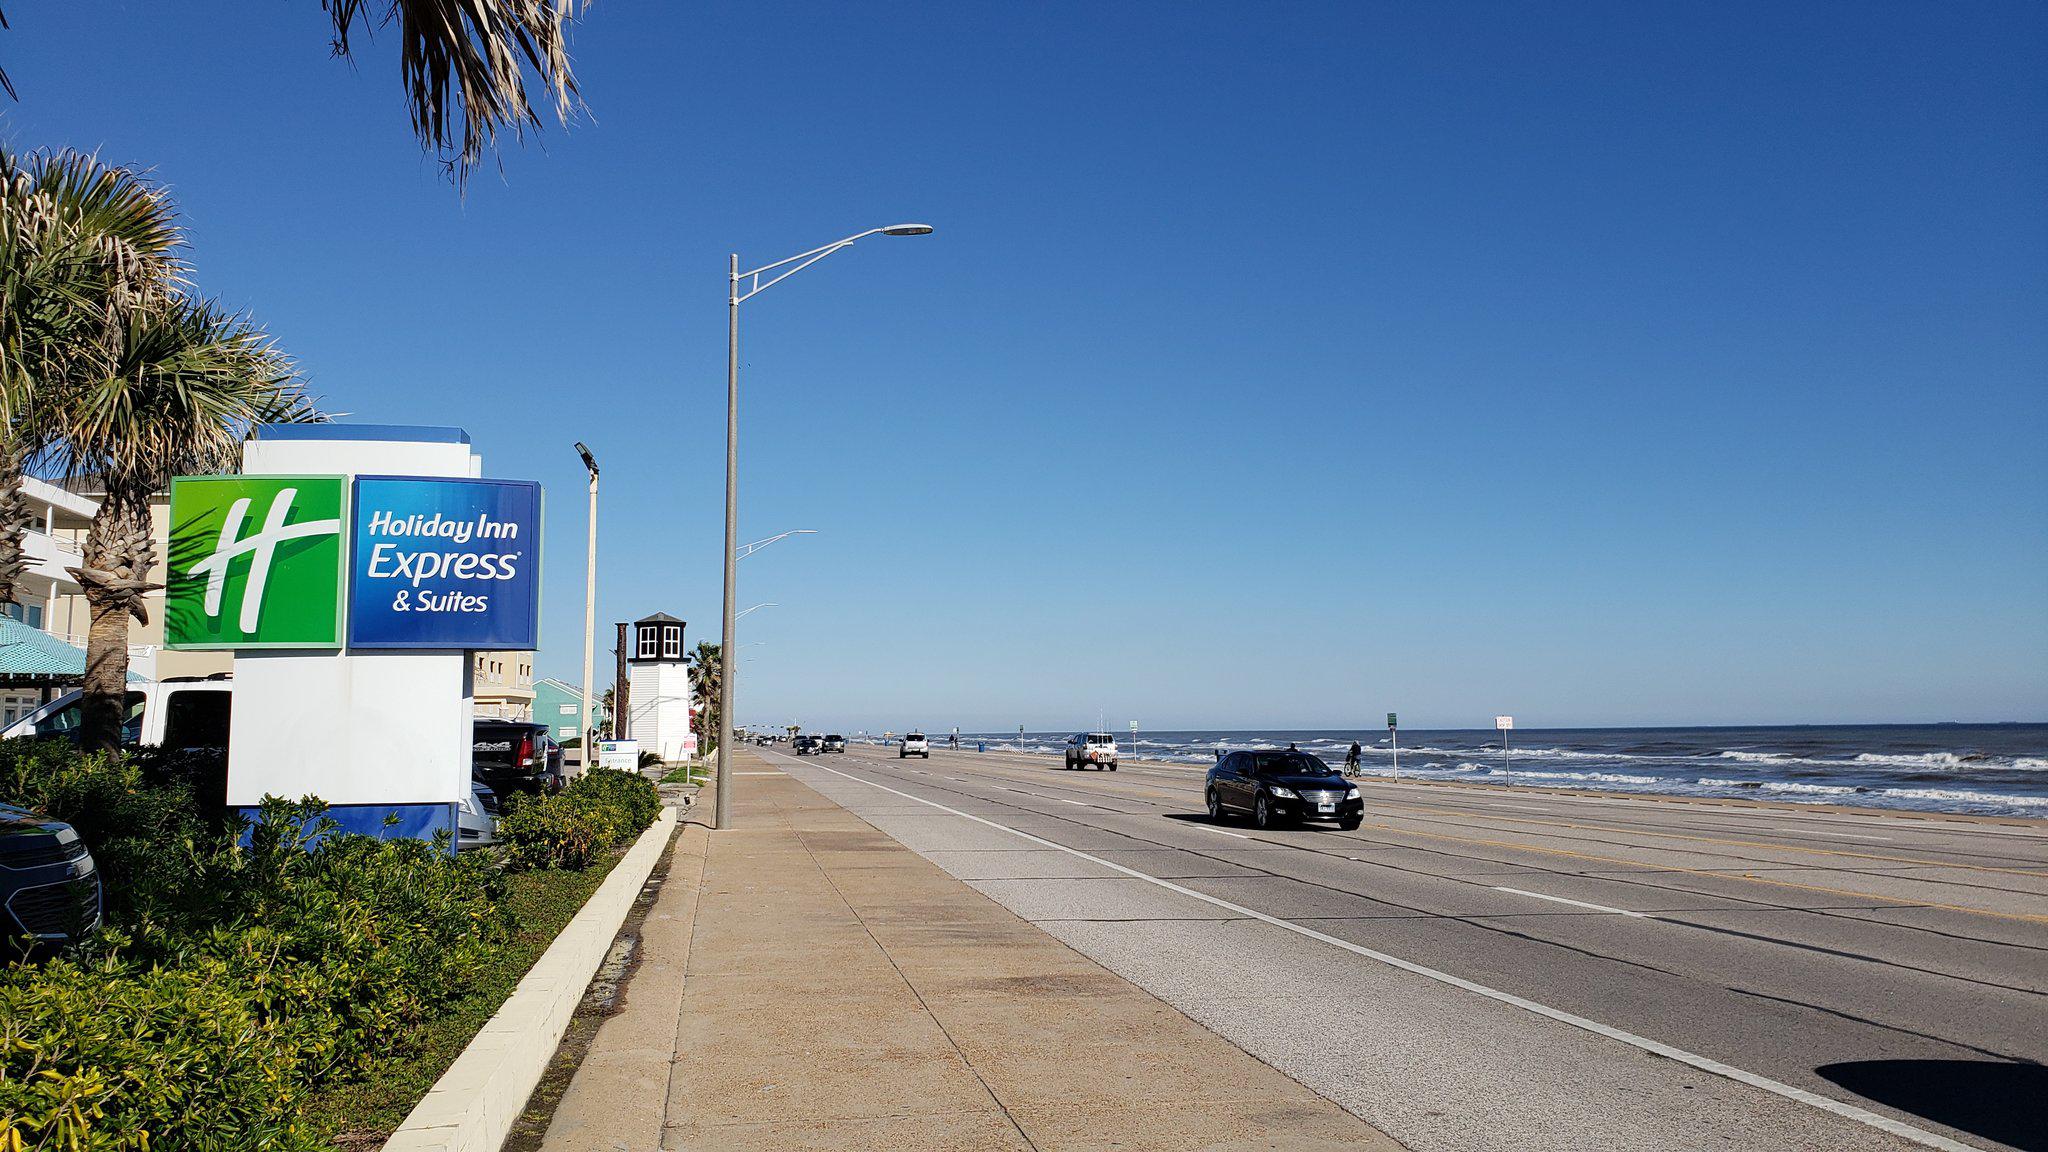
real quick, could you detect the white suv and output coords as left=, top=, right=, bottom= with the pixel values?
left=900, top=732, right=930, bottom=759
left=1063, top=732, right=1119, bottom=771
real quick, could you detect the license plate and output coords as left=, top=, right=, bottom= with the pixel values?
left=1318, top=803, right=1335, bottom=814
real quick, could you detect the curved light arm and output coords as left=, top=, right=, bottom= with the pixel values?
left=737, top=602, right=776, bottom=619
left=736, top=528, right=816, bottom=560
left=733, top=225, right=932, bottom=304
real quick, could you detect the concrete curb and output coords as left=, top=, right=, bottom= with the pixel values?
left=382, top=806, right=680, bottom=1152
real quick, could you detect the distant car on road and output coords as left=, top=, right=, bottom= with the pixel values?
left=900, top=732, right=929, bottom=759
left=1, top=803, right=101, bottom=952
left=1206, top=750, right=1361, bottom=830
left=821, top=734, right=847, bottom=753
left=793, top=735, right=819, bottom=755
left=1063, top=732, right=1119, bottom=771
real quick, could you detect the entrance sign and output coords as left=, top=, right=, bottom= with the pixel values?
left=166, top=476, right=346, bottom=649
left=348, top=477, right=542, bottom=649
left=597, top=739, right=640, bottom=771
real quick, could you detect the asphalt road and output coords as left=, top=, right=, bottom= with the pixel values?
left=754, top=742, right=2048, bottom=1152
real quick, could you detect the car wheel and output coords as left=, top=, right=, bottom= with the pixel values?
left=1108, top=764, right=1117, bottom=772
left=1207, top=789, right=1226, bottom=822
left=898, top=751, right=905, bottom=759
left=1338, top=818, right=1362, bottom=831
left=1254, top=794, right=1276, bottom=830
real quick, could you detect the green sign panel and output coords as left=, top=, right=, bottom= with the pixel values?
left=165, top=475, right=347, bottom=649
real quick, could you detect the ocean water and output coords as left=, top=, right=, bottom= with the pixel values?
left=953, top=725, right=2048, bottom=818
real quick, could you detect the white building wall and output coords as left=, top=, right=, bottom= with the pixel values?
left=627, top=661, right=694, bottom=762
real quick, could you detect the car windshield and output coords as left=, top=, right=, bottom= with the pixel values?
left=906, top=733, right=924, bottom=740
left=1247, top=752, right=1335, bottom=776
left=826, top=735, right=843, bottom=741
left=1088, top=735, right=1115, bottom=744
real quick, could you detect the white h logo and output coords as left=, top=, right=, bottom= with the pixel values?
left=186, top=487, right=342, bottom=634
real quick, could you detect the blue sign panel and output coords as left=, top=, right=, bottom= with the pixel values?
left=348, top=477, right=541, bottom=649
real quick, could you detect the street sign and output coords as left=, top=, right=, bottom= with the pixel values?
left=596, top=739, right=640, bottom=771
left=1387, top=712, right=1398, bottom=729
left=1129, top=720, right=1138, bottom=731
left=348, top=476, right=543, bottom=649
left=1495, top=715, right=1514, bottom=730
left=166, top=475, right=347, bottom=649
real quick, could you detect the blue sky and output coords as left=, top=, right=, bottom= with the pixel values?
left=7, top=1, right=2044, bottom=730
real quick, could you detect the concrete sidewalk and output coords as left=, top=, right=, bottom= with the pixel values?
left=539, top=752, right=1403, bottom=1152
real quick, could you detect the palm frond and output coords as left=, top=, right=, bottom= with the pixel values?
left=324, top=0, right=588, bottom=183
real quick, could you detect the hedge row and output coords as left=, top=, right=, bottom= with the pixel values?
left=0, top=742, right=661, bottom=1150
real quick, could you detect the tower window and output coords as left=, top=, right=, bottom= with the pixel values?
left=638, top=628, right=658, bottom=659
left=663, top=626, right=682, bottom=659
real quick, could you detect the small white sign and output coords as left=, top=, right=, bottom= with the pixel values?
left=1129, top=721, right=1139, bottom=731
left=1495, top=715, right=1514, bottom=730
left=596, top=739, right=640, bottom=771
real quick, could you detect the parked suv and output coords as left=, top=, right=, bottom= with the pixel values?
left=900, top=732, right=929, bottom=759
left=821, top=734, right=847, bottom=753
left=1, top=803, right=101, bottom=952
left=793, top=735, right=818, bottom=755
left=1063, top=732, right=1120, bottom=771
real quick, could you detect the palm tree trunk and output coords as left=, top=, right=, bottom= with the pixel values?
left=71, top=490, right=157, bottom=752
left=0, top=440, right=26, bottom=612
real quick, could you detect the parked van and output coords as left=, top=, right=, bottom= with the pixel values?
left=2, top=676, right=232, bottom=751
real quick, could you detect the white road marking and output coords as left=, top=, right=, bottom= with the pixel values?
left=791, top=756, right=1987, bottom=1152
left=1493, top=887, right=1648, bottom=918
left=735, top=771, right=782, bottom=776
left=1200, top=826, right=1250, bottom=839
left=1485, top=803, right=1554, bottom=813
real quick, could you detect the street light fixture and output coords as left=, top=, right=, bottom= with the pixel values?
left=736, top=529, right=816, bottom=561
left=737, top=602, right=776, bottom=620
left=718, top=223, right=933, bottom=830
left=574, top=442, right=599, bottom=775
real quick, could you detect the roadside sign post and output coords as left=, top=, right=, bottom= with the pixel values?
left=1388, top=712, right=1399, bottom=779
left=1496, top=715, right=1514, bottom=769
left=1129, top=719, right=1139, bottom=760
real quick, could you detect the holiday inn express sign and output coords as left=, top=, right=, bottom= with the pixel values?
left=166, top=474, right=541, bottom=651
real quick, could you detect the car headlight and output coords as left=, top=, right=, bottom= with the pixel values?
left=1346, top=788, right=1360, bottom=800
left=1267, top=786, right=1298, bottom=800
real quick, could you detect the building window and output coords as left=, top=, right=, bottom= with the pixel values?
left=662, top=626, right=682, bottom=659
left=638, top=628, right=658, bottom=659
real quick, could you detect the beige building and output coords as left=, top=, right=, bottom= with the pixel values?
left=473, top=650, right=535, bottom=721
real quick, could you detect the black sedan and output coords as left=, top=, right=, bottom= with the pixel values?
left=1205, top=750, right=1363, bottom=830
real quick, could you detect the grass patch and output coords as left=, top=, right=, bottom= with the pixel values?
left=661, top=763, right=702, bottom=785
left=311, top=849, right=628, bottom=1145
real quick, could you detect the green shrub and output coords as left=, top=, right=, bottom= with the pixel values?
left=0, top=741, right=651, bottom=1150
left=0, top=955, right=330, bottom=1151
left=498, top=768, right=660, bottom=871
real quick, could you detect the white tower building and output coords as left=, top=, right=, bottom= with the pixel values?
left=624, top=613, right=695, bottom=762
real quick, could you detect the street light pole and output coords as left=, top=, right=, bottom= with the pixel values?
left=715, top=224, right=933, bottom=830
left=575, top=442, right=600, bottom=777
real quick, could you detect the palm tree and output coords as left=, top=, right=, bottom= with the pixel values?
left=4, top=4, right=591, bottom=184
left=0, top=149, right=185, bottom=610
left=687, top=640, right=721, bottom=754
left=58, top=297, right=314, bottom=750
